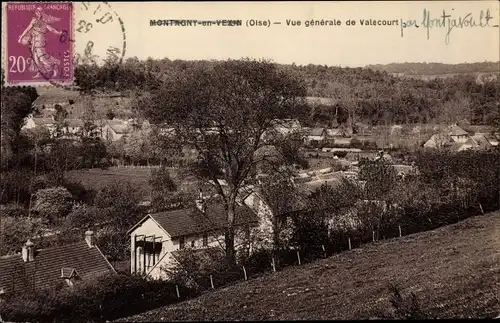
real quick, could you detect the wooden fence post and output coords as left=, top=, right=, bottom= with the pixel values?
left=175, top=284, right=180, bottom=298
left=210, top=275, right=214, bottom=289
left=372, top=231, right=375, bottom=242
left=242, top=266, right=247, bottom=281
left=348, top=237, right=352, bottom=250
left=271, top=257, right=276, bottom=272
left=297, top=250, right=301, bottom=265
left=479, top=203, right=484, bottom=215
left=399, top=225, right=402, bottom=237
left=322, top=244, right=326, bottom=258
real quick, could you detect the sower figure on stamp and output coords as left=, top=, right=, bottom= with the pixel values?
left=18, top=7, right=63, bottom=79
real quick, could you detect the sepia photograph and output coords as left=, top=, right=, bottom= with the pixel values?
left=1, top=1, right=499, bottom=321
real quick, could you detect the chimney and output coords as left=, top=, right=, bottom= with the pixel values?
left=85, top=231, right=94, bottom=248
left=21, top=240, right=35, bottom=262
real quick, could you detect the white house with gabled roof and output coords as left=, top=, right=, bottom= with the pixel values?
left=127, top=192, right=258, bottom=280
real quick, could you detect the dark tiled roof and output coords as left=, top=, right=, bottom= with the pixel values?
left=149, top=201, right=258, bottom=238
left=425, top=133, right=454, bottom=147
left=33, top=118, right=55, bottom=125
left=471, top=134, right=493, bottom=148
left=309, top=128, right=325, bottom=136
left=464, top=125, right=495, bottom=135
left=108, top=124, right=131, bottom=134
left=65, top=119, right=84, bottom=127
left=302, top=177, right=343, bottom=194
left=463, top=137, right=478, bottom=146
left=0, top=241, right=115, bottom=294
left=449, top=125, right=469, bottom=136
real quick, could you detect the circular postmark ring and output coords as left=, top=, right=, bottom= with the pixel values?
left=31, top=1, right=126, bottom=89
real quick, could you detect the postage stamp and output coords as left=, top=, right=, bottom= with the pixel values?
left=4, top=2, right=73, bottom=86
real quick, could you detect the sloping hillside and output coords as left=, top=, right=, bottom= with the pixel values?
left=33, top=87, right=135, bottom=120
left=366, top=61, right=500, bottom=75
left=117, top=212, right=500, bottom=321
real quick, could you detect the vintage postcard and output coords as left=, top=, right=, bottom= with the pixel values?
left=1, top=1, right=499, bottom=322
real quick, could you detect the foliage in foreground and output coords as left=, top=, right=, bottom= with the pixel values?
left=387, top=283, right=435, bottom=320
left=0, top=274, right=196, bottom=323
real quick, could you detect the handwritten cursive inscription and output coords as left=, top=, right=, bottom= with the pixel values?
left=400, top=8, right=498, bottom=44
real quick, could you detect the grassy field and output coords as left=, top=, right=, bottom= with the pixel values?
left=65, top=167, right=198, bottom=199
left=116, top=212, right=500, bottom=321
left=66, top=167, right=154, bottom=196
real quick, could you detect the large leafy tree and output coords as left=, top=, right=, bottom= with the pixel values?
left=147, top=165, right=193, bottom=213
left=0, top=216, right=45, bottom=256
left=359, top=158, right=398, bottom=201
left=80, top=100, right=107, bottom=168
left=137, top=59, right=309, bottom=264
left=1, top=70, right=38, bottom=169
left=123, top=126, right=154, bottom=164
left=92, top=181, right=146, bottom=262
left=94, top=181, right=143, bottom=228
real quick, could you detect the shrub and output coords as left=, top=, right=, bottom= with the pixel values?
left=353, top=140, right=378, bottom=150
left=0, top=216, right=45, bottom=256
left=0, top=274, right=196, bottom=323
left=94, top=181, right=143, bottom=227
left=0, top=169, right=34, bottom=206
left=288, top=210, right=329, bottom=261
left=350, top=137, right=361, bottom=146
left=95, top=229, right=131, bottom=264
left=60, top=179, right=95, bottom=204
left=243, top=248, right=273, bottom=270
left=330, top=160, right=349, bottom=171
left=33, top=186, right=73, bottom=224
left=64, top=204, right=100, bottom=231
left=163, top=248, right=242, bottom=291
left=0, top=203, right=27, bottom=218
left=388, top=283, right=434, bottom=319
left=332, top=150, right=348, bottom=158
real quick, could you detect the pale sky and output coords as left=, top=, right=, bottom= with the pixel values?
left=73, top=1, right=500, bottom=67
left=3, top=1, right=499, bottom=68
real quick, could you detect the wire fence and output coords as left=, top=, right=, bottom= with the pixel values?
left=168, top=203, right=498, bottom=298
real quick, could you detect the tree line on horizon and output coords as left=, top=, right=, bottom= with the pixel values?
left=366, top=61, right=500, bottom=75
left=73, top=58, right=500, bottom=128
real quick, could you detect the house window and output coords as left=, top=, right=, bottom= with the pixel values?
left=203, top=234, right=208, bottom=247
left=191, top=240, right=195, bottom=248
left=179, top=237, right=185, bottom=250
left=134, top=237, right=163, bottom=274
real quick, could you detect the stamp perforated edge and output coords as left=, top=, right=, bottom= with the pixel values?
left=2, top=1, right=76, bottom=88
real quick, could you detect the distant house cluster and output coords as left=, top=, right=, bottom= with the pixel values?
left=21, top=114, right=149, bottom=142
left=424, top=124, right=499, bottom=152
left=302, top=126, right=354, bottom=147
